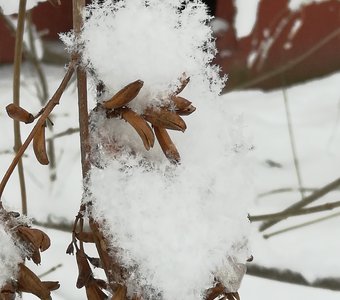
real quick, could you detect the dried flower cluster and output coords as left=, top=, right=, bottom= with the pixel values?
left=0, top=205, right=59, bottom=299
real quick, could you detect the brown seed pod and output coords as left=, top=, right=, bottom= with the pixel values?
left=154, top=126, right=181, bottom=164
left=17, top=226, right=51, bottom=253
left=144, top=107, right=187, bottom=132
left=171, top=96, right=196, bottom=116
left=120, top=107, right=155, bottom=150
left=17, top=263, right=52, bottom=300
left=102, top=80, right=144, bottom=110
left=6, top=104, right=34, bottom=124
left=174, top=75, right=190, bottom=95
left=33, top=122, right=49, bottom=165
left=76, top=249, right=92, bottom=289
left=42, top=281, right=60, bottom=292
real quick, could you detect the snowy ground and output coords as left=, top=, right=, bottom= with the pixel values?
left=1, top=63, right=340, bottom=299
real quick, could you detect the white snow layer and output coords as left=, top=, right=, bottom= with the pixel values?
left=0, top=0, right=46, bottom=15
left=62, top=1, right=251, bottom=299
left=289, top=0, right=328, bottom=10
left=0, top=223, right=22, bottom=289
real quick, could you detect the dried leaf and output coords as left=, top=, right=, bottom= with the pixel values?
left=154, top=126, right=180, bottom=163
left=102, top=80, right=144, bottom=110
left=171, top=96, right=196, bottom=116
left=6, top=104, right=35, bottom=124
left=33, top=122, right=49, bottom=165
left=17, top=263, right=51, bottom=300
left=144, top=107, right=187, bottom=132
left=76, top=249, right=92, bottom=289
left=111, top=285, right=127, bottom=300
left=76, top=231, right=95, bottom=243
left=120, top=108, right=155, bottom=150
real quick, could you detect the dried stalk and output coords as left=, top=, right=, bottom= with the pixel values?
left=249, top=200, right=340, bottom=222
left=282, top=87, right=305, bottom=200
left=263, top=211, right=340, bottom=239
left=259, top=177, right=340, bottom=231
left=0, top=63, right=75, bottom=201
left=13, top=0, right=28, bottom=215
left=247, top=264, right=340, bottom=291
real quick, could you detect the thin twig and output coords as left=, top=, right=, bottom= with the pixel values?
left=39, top=264, right=63, bottom=278
left=32, top=219, right=73, bottom=232
left=46, top=127, right=80, bottom=142
left=282, top=88, right=304, bottom=200
left=0, top=62, right=75, bottom=201
left=246, top=264, right=340, bottom=291
left=225, top=26, right=340, bottom=92
left=257, top=187, right=317, bottom=198
left=13, top=0, right=28, bottom=215
left=259, top=177, right=340, bottom=231
left=263, top=211, right=340, bottom=239
left=249, top=200, right=340, bottom=222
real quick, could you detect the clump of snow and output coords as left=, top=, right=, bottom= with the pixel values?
left=0, top=222, right=23, bottom=289
left=0, top=0, right=46, bottom=15
left=62, top=0, right=251, bottom=299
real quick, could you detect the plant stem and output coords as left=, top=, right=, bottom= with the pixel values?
left=259, top=177, right=340, bottom=231
left=73, top=0, right=91, bottom=180
left=246, top=264, right=340, bottom=291
left=249, top=200, right=340, bottom=222
left=0, top=63, right=75, bottom=201
left=263, top=211, right=340, bottom=238
left=13, top=0, right=28, bottom=215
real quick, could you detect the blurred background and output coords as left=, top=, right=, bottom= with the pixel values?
left=1, top=0, right=340, bottom=299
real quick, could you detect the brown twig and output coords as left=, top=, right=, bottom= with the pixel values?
left=249, top=200, right=340, bottom=222
left=13, top=0, right=28, bottom=215
left=0, top=62, right=75, bottom=201
left=39, top=264, right=63, bottom=278
left=46, top=127, right=80, bottom=142
left=259, top=177, right=340, bottom=231
left=257, top=187, right=318, bottom=198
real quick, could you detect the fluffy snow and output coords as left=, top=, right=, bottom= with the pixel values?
left=62, top=0, right=251, bottom=299
left=0, top=0, right=46, bottom=15
left=0, top=222, right=22, bottom=289
left=289, top=0, right=327, bottom=10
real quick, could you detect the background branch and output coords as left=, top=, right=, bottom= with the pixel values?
left=13, top=0, right=28, bottom=215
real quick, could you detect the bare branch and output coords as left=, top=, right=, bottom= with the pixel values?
left=247, top=264, right=340, bottom=291
left=259, top=177, right=340, bottom=231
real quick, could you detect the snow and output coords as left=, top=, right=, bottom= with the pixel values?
left=0, top=223, right=22, bottom=289
left=289, top=0, right=328, bottom=10
left=62, top=1, right=251, bottom=299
